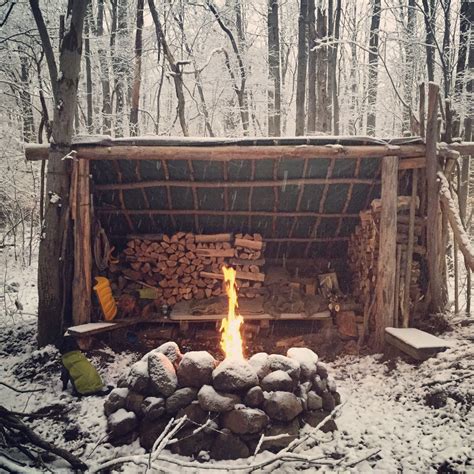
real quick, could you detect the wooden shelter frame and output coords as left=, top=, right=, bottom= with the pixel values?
left=25, top=88, right=474, bottom=348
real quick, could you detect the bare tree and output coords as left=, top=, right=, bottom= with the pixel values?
left=366, top=0, right=381, bottom=135
left=32, top=0, right=89, bottom=346
left=96, top=0, right=112, bottom=134
left=295, top=0, right=308, bottom=136
left=206, top=0, right=249, bottom=135
left=306, top=0, right=316, bottom=134
left=267, top=0, right=281, bottom=137
left=130, top=0, right=144, bottom=136
left=148, top=0, right=189, bottom=136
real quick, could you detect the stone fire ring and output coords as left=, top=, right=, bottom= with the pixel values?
left=104, top=342, right=341, bottom=460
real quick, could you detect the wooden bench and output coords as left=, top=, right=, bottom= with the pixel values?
left=385, top=327, right=453, bottom=360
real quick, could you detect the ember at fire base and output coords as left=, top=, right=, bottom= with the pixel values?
left=104, top=342, right=341, bottom=460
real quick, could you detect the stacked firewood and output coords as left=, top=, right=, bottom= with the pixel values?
left=109, top=232, right=265, bottom=306
left=348, top=197, right=424, bottom=320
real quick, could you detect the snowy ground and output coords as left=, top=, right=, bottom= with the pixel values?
left=0, top=247, right=473, bottom=473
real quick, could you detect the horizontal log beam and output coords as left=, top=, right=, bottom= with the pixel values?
left=265, top=237, right=350, bottom=242
left=96, top=208, right=359, bottom=218
left=95, top=177, right=380, bottom=191
left=23, top=142, right=474, bottom=163
left=25, top=143, right=427, bottom=161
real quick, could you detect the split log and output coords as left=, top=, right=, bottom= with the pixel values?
left=195, top=233, right=232, bottom=243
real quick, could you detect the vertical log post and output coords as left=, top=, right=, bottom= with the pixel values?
left=72, top=158, right=92, bottom=325
left=374, top=155, right=398, bottom=351
left=426, top=82, right=447, bottom=313
left=402, top=168, right=418, bottom=327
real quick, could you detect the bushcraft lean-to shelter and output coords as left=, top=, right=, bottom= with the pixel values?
left=25, top=90, right=474, bottom=351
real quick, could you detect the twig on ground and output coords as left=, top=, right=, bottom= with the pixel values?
left=343, top=448, right=382, bottom=468
left=422, top=373, right=474, bottom=388
left=0, top=382, right=45, bottom=393
left=0, top=405, right=87, bottom=471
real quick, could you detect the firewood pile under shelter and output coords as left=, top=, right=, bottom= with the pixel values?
left=25, top=113, right=474, bottom=350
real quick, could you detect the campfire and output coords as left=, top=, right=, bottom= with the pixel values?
left=104, top=266, right=341, bottom=460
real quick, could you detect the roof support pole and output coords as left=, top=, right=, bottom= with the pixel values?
left=72, top=158, right=92, bottom=326
left=374, top=155, right=399, bottom=351
left=426, top=82, right=447, bottom=313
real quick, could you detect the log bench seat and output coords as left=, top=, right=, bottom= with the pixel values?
left=385, top=327, right=454, bottom=360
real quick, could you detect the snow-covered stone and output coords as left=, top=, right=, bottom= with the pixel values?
left=316, top=362, right=329, bottom=379
left=141, top=397, right=165, bottom=420
left=127, top=359, right=150, bottom=394
left=222, top=407, right=269, bottom=434
left=177, top=351, right=216, bottom=388
left=268, top=354, right=301, bottom=381
left=125, top=391, right=144, bottom=415
left=152, top=341, right=183, bottom=366
left=261, top=369, right=294, bottom=392
left=248, top=352, right=271, bottom=379
left=198, top=384, right=240, bottom=412
left=210, top=429, right=249, bottom=460
left=313, top=375, right=328, bottom=394
left=139, top=418, right=171, bottom=451
left=287, top=347, right=318, bottom=380
left=104, top=387, right=129, bottom=416
left=304, top=410, right=337, bottom=432
left=177, top=400, right=208, bottom=425
left=244, top=386, right=264, bottom=407
left=322, top=391, right=336, bottom=411
left=212, top=359, right=258, bottom=392
left=107, top=409, right=138, bottom=440
left=263, top=391, right=303, bottom=421
left=307, top=391, right=323, bottom=410
left=148, top=352, right=177, bottom=397
left=327, top=377, right=337, bottom=392
left=170, top=426, right=214, bottom=456
left=262, top=418, right=300, bottom=451
left=166, top=387, right=197, bottom=413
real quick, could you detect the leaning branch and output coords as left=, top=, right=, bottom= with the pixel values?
left=438, top=171, right=474, bottom=271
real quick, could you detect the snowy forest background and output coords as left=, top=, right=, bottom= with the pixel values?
left=0, top=0, right=472, bottom=290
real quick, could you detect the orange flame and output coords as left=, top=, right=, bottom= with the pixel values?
left=220, top=266, right=244, bottom=360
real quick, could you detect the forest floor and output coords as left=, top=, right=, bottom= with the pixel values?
left=1, top=246, right=473, bottom=473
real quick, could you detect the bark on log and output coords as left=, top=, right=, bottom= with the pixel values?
left=438, top=171, right=474, bottom=271
left=374, top=156, right=398, bottom=350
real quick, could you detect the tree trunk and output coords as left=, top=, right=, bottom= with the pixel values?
left=19, top=55, right=36, bottom=142
left=130, top=0, right=144, bottom=136
left=330, top=0, right=341, bottom=134
left=366, top=0, right=381, bottom=136
left=29, top=0, right=59, bottom=103
left=349, top=2, right=358, bottom=135
left=421, top=0, right=436, bottom=82
left=96, top=0, right=112, bottom=134
left=267, top=0, right=281, bottom=137
left=403, top=0, right=416, bottom=133
left=454, top=1, right=473, bottom=96
left=174, top=12, right=215, bottom=136
left=440, top=0, right=451, bottom=97
left=148, top=0, right=189, bottom=136
left=315, top=7, right=329, bottom=132
left=306, top=0, right=316, bottom=134
left=36, top=0, right=88, bottom=347
left=426, top=83, right=447, bottom=313
left=84, top=12, right=93, bottom=132
left=206, top=0, right=249, bottom=135
left=295, top=0, right=308, bottom=136
left=374, top=156, right=398, bottom=351
left=111, top=0, right=128, bottom=137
